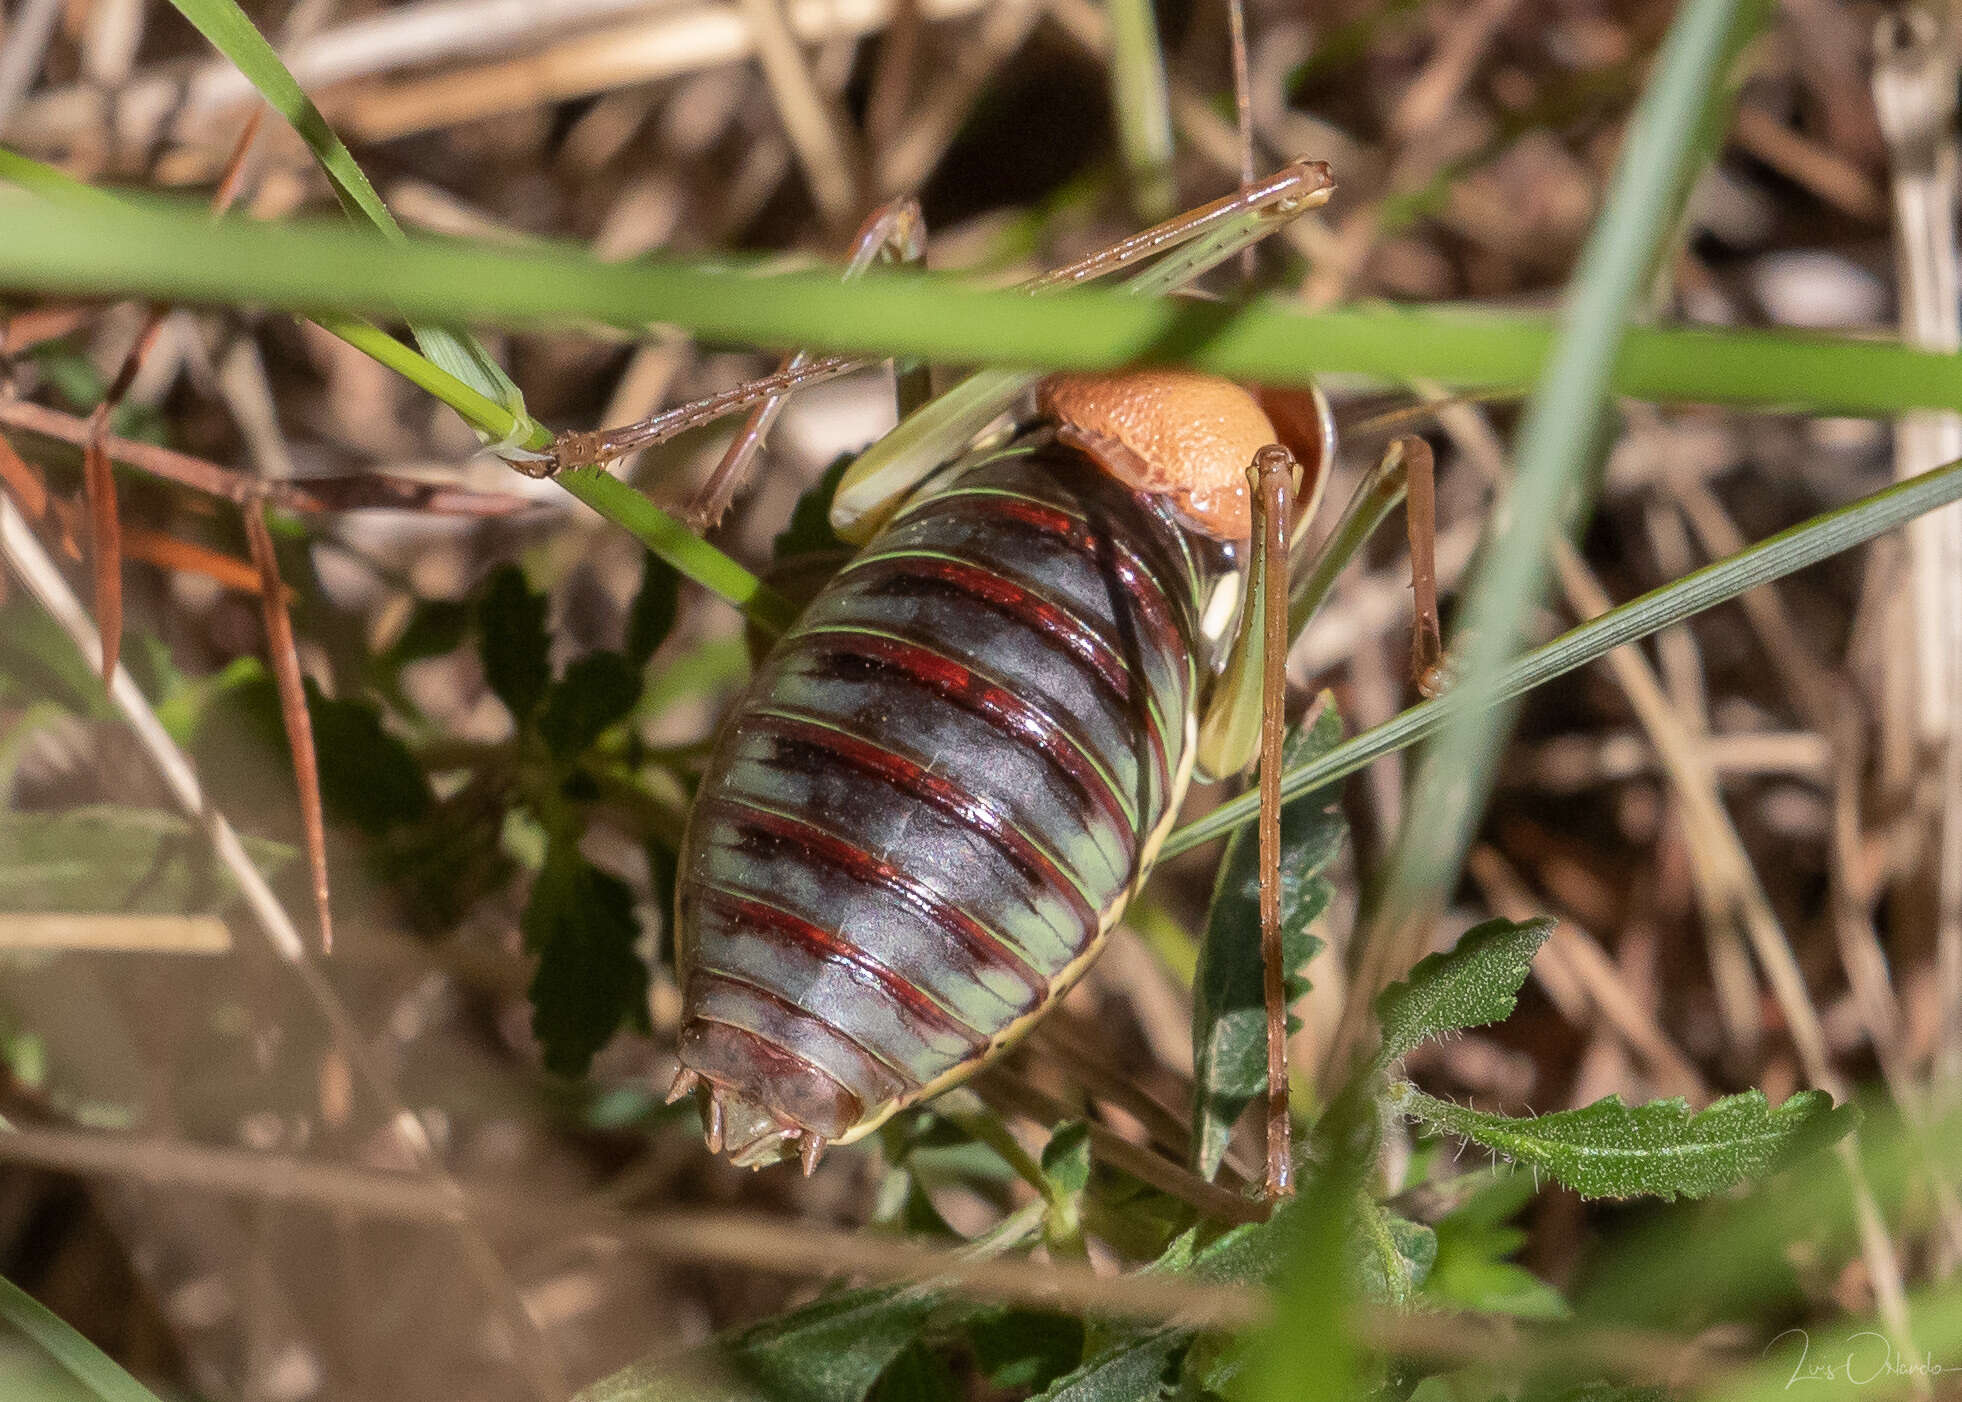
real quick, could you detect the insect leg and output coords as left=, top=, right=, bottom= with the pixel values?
left=683, top=197, right=928, bottom=529
left=554, top=160, right=1333, bottom=481
left=1249, top=444, right=1297, bottom=1199
left=829, top=162, right=1336, bottom=542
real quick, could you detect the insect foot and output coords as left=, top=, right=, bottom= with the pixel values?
left=671, top=1020, right=858, bottom=1169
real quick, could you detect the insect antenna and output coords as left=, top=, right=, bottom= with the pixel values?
left=1227, top=0, right=1258, bottom=282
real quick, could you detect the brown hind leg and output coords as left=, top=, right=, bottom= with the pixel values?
left=683, top=196, right=928, bottom=530
left=1248, top=443, right=1298, bottom=1199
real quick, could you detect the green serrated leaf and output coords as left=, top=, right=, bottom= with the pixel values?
left=1190, top=698, right=1346, bottom=1179
left=718, top=1287, right=939, bottom=1402
left=1392, top=1086, right=1853, bottom=1202
left=867, top=1341, right=958, bottom=1402
left=1030, top=1329, right=1181, bottom=1402
left=0, top=807, right=293, bottom=914
left=576, top=1282, right=941, bottom=1402
left=387, top=599, right=474, bottom=668
left=1424, top=1171, right=1569, bottom=1320
left=521, top=837, right=648, bottom=1076
left=967, top=1311, right=1084, bottom=1392
left=478, top=566, right=551, bottom=726
left=539, top=652, right=642, bottom=762
left=375, top=786, right=515, bottom=937
left=627, top=554, right=682, bottom=671
left=303, top=681, right=433, bottom=834
left=1375, top=916, right=1557, bottom=1067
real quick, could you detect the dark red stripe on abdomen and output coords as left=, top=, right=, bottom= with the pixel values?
left=690, top=885, right=987, bottom=1048
left=701, top=793, right=1050, bottom=1002
left=931, top=491, right=1191, bottom=668
left=794, top=626, right=1140, bottom=847
left=845, top=554, right=1133, bottom=700
left=746, top=708, right=1101, bottom=940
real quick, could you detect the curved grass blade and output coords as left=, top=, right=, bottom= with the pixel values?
left=5, top=192, right=1962, bottom=419
left=0, top=1273, right=167, bottom=1402
left=164, top=0, right=533, bottom=431
left=0, top=149, right=546, bottom=456
left=0, top=153, right=782, bottom=623
left=556, top=469, right=796, bottom=635
left=1164, top=450, right=1962, bottom=855
left=1107, top=0, right=1176, bottom=222
left=1363, top=0, right=1772, bottom=948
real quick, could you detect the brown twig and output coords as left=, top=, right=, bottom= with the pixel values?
left=80, top=409, right=124, bottom=681
left=242, top=502, right=332, bottom=956
left=78, top=110, right=264, bottom=681
left=1402, top=435, right=1444, bottom=695
left=0, top=400, right=529, bottom=516
left=0, top=1124, right=1266, bottom=1329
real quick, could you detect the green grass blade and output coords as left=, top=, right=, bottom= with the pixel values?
left=0, top=1275, right=167, bottom=1402
left=3, top=190, right=1962, bottom=415
left=555, top=469, right=797, bottom=634
left=1164, top=451, right=1962, bottom=856
left=0, top=146, right=548, bottom=454
left=1362, top=0, right=1769, bottom=934
left=163, top=0, right=532, bottom=425
left=0, top=151, right=786, bottom=618
left=316, top=314, right=549, bottom=452
left=1106, top=0, right=1177, bottom=222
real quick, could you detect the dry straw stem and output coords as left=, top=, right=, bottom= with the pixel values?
left=1437, top=395, right=1767, bottom=1054
left=736, top=0, right=861, bottom=230
left=1044, top=0, right=1346, bottom=276
left=325, top=0, right=992, bottom=144
left=0, top=494, right=573, bottom=1402
left=0, top=913, right=230, bottom=953
left=1661, top=450, right=1962, bottom=1265
left=6, top=0, right=670, bottom=152
left=872, top=0, right=1041, bottom=198
left=0, top=0, right=62, bottom=131
left=0, top=1121, right=1752, bottom=1386
left=1873, top=11, right=1962, bottom=1186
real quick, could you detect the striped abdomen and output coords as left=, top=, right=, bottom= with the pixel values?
left=675, top=434, right=1228, bottom=1163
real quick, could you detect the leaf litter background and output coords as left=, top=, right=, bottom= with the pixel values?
left=0, top=0, right=1956, bottom=1399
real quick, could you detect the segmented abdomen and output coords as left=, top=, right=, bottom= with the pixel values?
left=676, top=436, right=1212, bottom=1145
